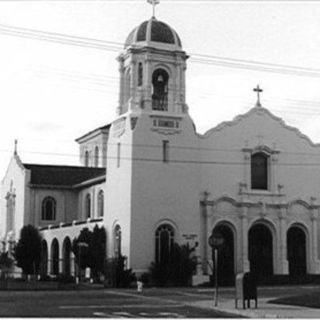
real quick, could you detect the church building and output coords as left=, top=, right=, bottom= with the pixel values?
left=1, top=4, right=320, bottom=284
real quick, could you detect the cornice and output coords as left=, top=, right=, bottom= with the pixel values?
left=200, top=106, right=320, bottom=149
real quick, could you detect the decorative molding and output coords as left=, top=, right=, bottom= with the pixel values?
left=130, top=117, right=138, bottom=130
left=151, top=128, right=181, bottom=135
left=112, top=117, right=126, bottom=138
left=242, top=145, right=280, bottom=155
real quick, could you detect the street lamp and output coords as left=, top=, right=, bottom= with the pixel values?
left=77, top=242, right=88, bottom=284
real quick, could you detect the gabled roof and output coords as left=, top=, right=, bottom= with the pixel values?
left=23, top=164, right=106, bottom=187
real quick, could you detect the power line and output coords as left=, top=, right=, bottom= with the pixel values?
left=3, top=137, right=320, bottom=159
left=1, top=22, right=320, bottom=78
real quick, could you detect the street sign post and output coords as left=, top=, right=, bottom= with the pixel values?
left=77, top=242, right=89, bottom=284
left=208, top=232, right=224, bottom=307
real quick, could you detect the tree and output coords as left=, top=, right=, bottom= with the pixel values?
left=14, top=225, right=42, bottom=276
left=72, top=225, right=107, bottom=281
left=90, top=225, right=106, bottom=280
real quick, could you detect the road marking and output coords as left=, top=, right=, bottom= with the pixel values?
left=138, top=312, right=149, bottom=316
left=158, top=312, right=184, bottom=318
left=113, top=311, right=134, bottom=318
left=60, top=303, right=183, bottom=309
left=93, top=312, right=109, bottom=317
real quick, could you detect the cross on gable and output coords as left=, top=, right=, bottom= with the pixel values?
left=253, top=84, right=263, bottom=107
left=147, top=0, right=160, bottom=17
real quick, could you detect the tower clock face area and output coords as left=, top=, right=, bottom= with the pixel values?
left=152, top=68, right=169, bottom=111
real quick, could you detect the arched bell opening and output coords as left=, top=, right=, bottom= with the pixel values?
left=152, top=68, right=169, bottom=111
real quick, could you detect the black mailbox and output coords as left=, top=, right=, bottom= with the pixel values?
left=235, top=272, right=257, bottom=309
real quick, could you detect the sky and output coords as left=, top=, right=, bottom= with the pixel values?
left=0, top=0, right=320, bottom=178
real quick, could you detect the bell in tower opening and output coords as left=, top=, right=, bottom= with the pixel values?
left=152, top=68, right=169, bottom=111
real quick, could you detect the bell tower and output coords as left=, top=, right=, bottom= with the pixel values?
left=106, top=5, right=199, bottom=274
left=117, top=16, right=189, bottom=116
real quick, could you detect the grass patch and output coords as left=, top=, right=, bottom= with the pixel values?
left=269, top=291, right=320, bottom=309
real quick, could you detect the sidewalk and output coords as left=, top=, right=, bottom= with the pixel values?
left=191, top=296, right=320, bottom=318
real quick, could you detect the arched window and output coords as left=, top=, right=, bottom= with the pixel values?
left=155, top=224, right=175, bottom=264
left=138, top=62, right=143, bottom=86
left=94, top=146, right=99, bottom=167
left=152, top=68, right=169, bottom=111
left=124, top=69, right=131, bottom=106
left=251, top=152, right=269, bottom=190
left=84, top=151, right=89, bottom=167
left=114, top=225, right=121, bottom=258
left=41, top=197, right=56, bottom=220
left=97, top=190, right=104, bottom=217
left=85, top=194, right=91, bottom=218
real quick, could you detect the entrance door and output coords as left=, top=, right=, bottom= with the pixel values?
left=249, top=224, right=273, bottom=283
left=212, top=224, right=235, bottom=285
left=287, top=226, right=307, bottom=278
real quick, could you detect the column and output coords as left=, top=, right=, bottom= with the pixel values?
left=117, top=60, right=125, bottom=115
left=70, top=253, right=76, bottom=277
left=240, top=206, right=250, bottom=272
left=129, top=61, right=136, bottom=110
left=144, top=57, right=152, bottom=110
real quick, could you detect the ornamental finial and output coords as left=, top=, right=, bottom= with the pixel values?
left=147, top=0, right=160, bottom=18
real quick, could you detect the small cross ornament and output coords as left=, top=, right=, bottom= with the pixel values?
left=253, top=84, right=263, bottom=107
left=147, top=0, right=160, bottom=17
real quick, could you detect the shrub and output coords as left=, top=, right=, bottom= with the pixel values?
left=149, top=242, right=197, bottom=287
left=57, top=274, right=76, bottom=284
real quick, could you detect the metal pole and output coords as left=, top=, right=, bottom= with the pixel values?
left=79, top=246, right=81, bottom=284
left=214, top=248, right=218, bottom=307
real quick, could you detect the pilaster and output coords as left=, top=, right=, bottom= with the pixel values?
left=277, top=206, right=288, bottom=274
left=240, top=207, right=250, bottom=272
left=310, top=207, right=320, bottom=273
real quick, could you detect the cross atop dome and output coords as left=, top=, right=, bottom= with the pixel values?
left=147, top=0, right=160, bottom=18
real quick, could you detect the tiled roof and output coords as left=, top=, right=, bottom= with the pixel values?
left=75, top=124, right=110, bottom=143
left=23, top=164, right=106, bottom=187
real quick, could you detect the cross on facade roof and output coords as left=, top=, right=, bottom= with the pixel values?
left=14, top=139, right=18, bottom=155
left=147, top=0, right=160, bottom=18
left=253, top=84, right=263, bottom=107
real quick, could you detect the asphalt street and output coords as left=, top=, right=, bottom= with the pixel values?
left=0, top=285, right=318, bottom=318
left=0, top=288, right=239, bottom=318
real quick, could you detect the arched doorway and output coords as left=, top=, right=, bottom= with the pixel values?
left=249, top=223, right=273, bottom=283
left=62, top=237, right=71, bottom=276
left=39, top=240, right=48, bottom=277
left=51, top=239, right=59, bottom=276
left=287, top=226, right=307, bottom=278
left=212, top=224, right=235, bottom=286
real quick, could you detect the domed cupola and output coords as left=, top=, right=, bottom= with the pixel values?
left=117, top=7, right=188, bottom=117
left=124, top=17, right=182, bottom=51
